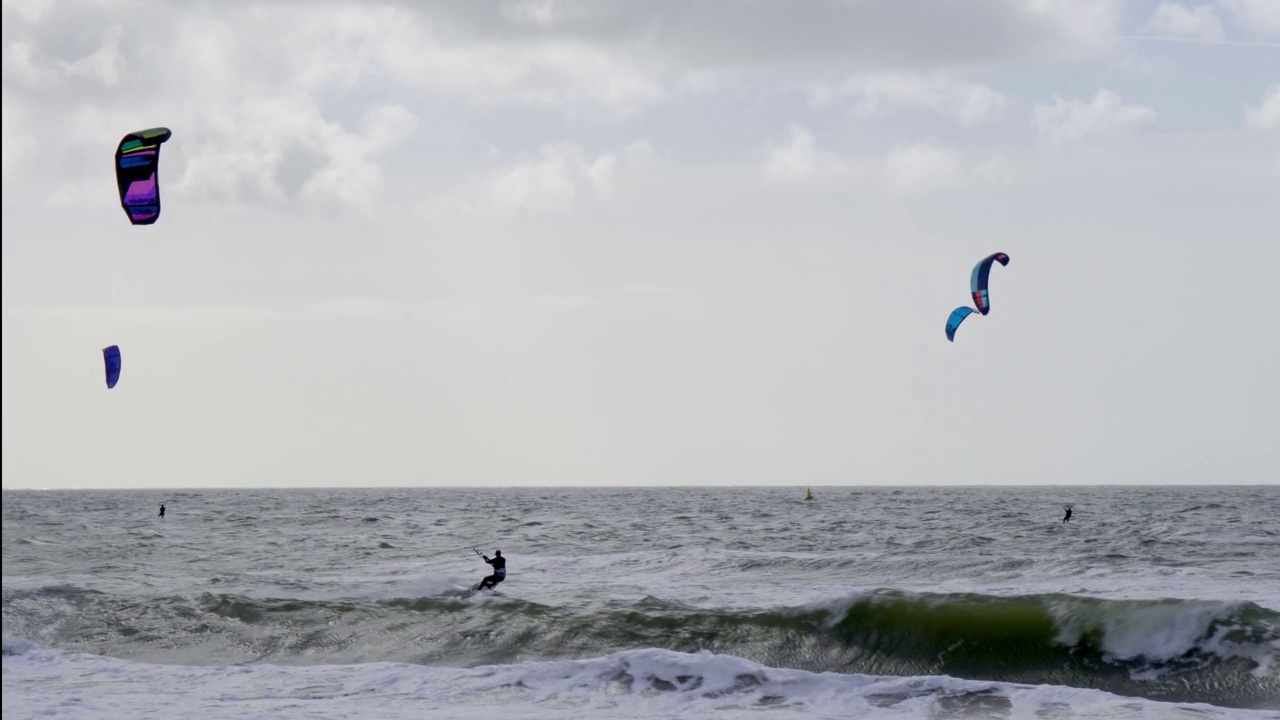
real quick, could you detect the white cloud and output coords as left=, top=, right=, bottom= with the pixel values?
left=362, top=105, right=419, bottom=154
left=0, top=1, right=1136, bottom=214
left=413, top=0, right=1126, bottom=68
left=0, top=9, right=425, bottom=213
left=3, top=1, right=1127, bottom=118
left=488, top=143, right=615, bottom=213
left=1, top=41, right=55, bottom=87
left=583, top=153, right=619, bottom=199
left=170, top=100, right=417, bottom=214
left=0, top=19, right=127, bottom=89
left=1144, top=3, right=1226, bottom=42
left=498, top=0, right=573, bottom=27
left=297, top=105, right=419, bottom=212
left=883, top=143, right=966, bottom=193
left=881, top=143, right=1014, bottom=194
left=1018, top=0, right=1127, bottom=56
left=764, top=125, right=841, bottom=181
left=972, top=155, right=1017, bottom=184
left=0, top=93, right=33, bottom=181
left=1033, top=90, right=1157, bottom=143
left=1219, top=0, right=1280, bottom=37
left=1246, top=85, right=1280, bottom=129
left=622, top=141, right=658, bottom=168
left=405, top=40, right=667, bottom=116
left=811, top=73, right=1009, bottom=126
left=763, top=129, right=1011, bottom=194
left=421, top=142, right=637, bottom=217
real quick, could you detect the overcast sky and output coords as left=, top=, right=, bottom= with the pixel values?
left=3, top=0, right=1278, bottom=489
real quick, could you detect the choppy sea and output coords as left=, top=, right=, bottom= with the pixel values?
left=3, top=485, right=1278, bottom=719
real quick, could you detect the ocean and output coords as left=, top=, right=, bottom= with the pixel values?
left=3, top=485, right=1278, bottom=719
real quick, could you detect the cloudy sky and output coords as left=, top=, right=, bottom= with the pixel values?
left=3, top=0, right=1278, bottom=489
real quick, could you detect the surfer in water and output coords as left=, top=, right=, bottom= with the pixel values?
left=159, top=504, right=165, bottom=519
left=1062, top=506, right=1072, bottom=523
left=476, top=550, right=506, bottom=591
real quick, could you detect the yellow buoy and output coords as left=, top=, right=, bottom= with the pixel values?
left=805, top=486, right=813, bottom=501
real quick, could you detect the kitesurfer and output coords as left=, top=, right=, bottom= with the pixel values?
left=1062, top=507, right=1072, bottom=523
left=159, top=504, right=165, bottom=519
left=476, top=550, right=506, bottom=591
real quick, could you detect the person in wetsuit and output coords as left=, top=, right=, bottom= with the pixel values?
left=159, top=504, right=166, bottom=519
left=1062, top=506, right=1072, bottom=523
left=476, top=550, right=506, bottom=591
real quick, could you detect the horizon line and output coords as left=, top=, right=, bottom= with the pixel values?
left=3, top=482, right=1275, bottom=491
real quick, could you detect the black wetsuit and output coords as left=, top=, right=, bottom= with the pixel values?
left=159, top=504, right=165, bottom=518
left=478, top=555, right=506, bottom=590
left=1062, top=508, right=1072, bottom=523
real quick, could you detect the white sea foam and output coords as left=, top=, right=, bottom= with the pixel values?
left=4, top=639, right=1275, bottom=720
left=1048, top=597, right=1280, bottom=676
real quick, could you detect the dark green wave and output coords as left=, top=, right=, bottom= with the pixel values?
left=6, top=586, right=1278, bottom=709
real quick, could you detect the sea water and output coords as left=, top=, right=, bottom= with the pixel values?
left=4, top=485, right=1278, bottom=719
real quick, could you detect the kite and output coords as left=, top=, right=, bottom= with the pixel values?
left=103, top=345, right=121, bottom=389
left=970, top=252, right=1009, bottom=315
left=115, top=128, right=173, bottom=225
left=945, top=307, right=976, bottom=342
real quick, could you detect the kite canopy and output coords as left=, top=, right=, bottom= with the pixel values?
left=103, top=345, right=121, bottom=389
left=115, top=128, right=172, bottom=225
left=945, top=307, right=976, bottom=342
left=970, top=252, right=1010, bottom=315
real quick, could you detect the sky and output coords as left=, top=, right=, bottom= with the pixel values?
left=2, top=0, right=1278, bottom=489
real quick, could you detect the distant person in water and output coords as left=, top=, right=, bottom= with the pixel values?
left=1062, top=506, right=1072, bottom=523
left=476, top=550, right=506, bottom=591
left=159, top=504, right=165, bottom=519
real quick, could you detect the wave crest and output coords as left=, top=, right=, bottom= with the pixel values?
left=5, top=584, right=1277, bottom=708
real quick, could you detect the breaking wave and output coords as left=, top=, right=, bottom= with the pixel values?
left=4, top=584, right=1277, bottom=708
